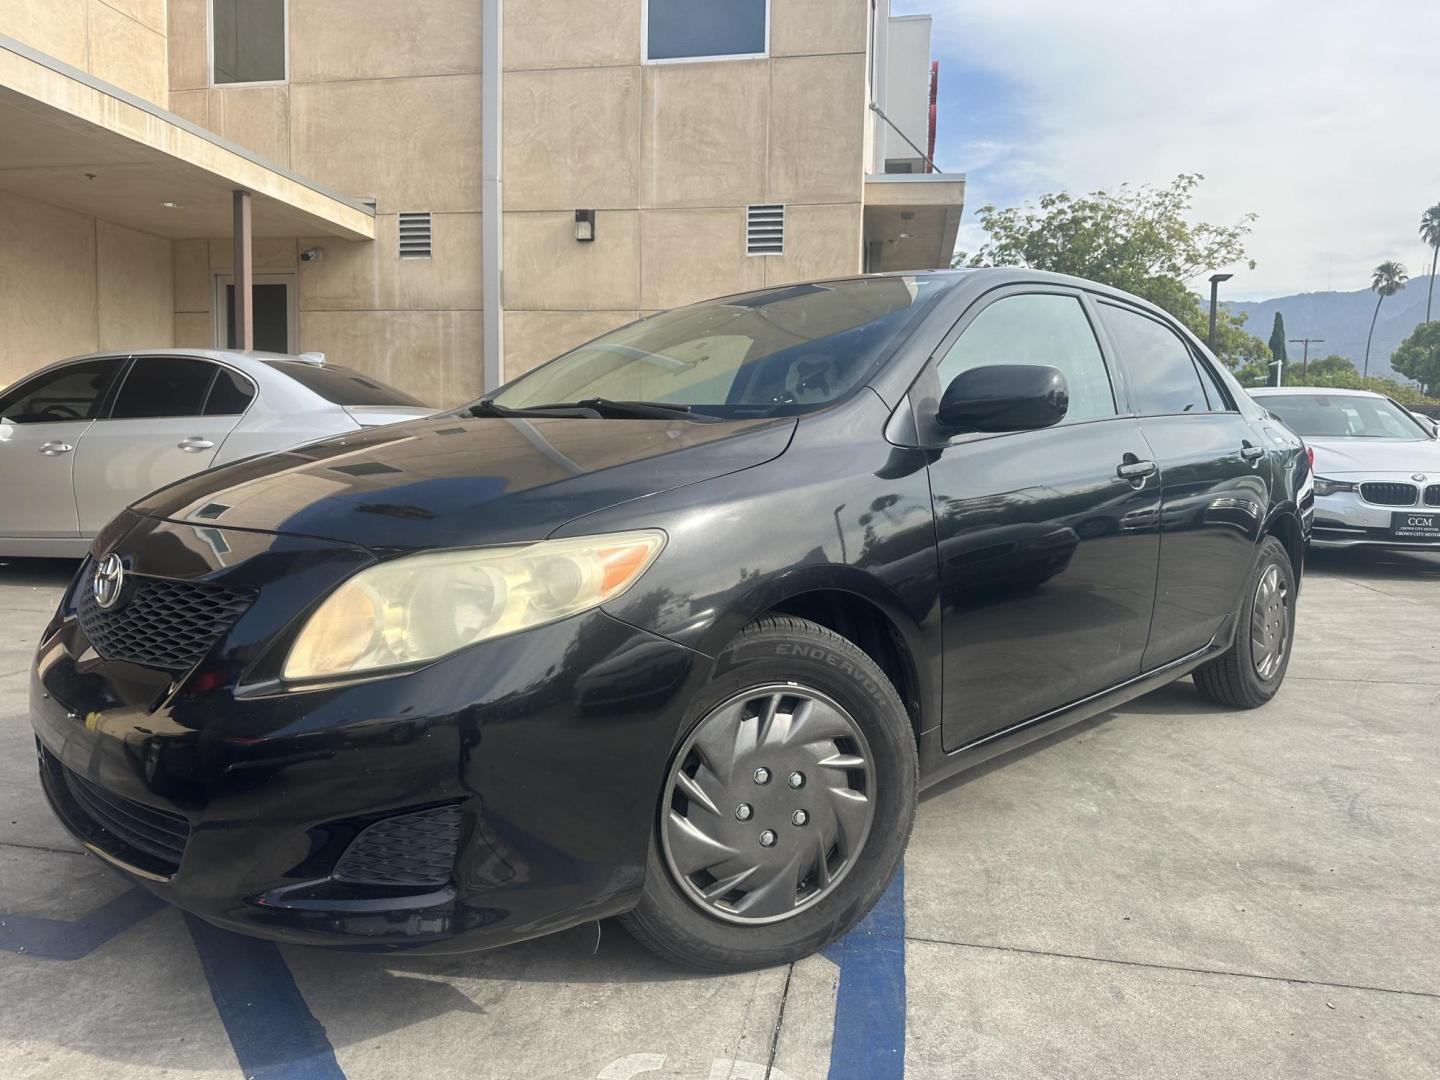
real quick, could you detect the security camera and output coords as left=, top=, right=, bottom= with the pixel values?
left=300, top=247, right=325, bottom=263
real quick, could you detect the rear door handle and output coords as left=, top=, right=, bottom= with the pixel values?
left=178, top=437, right=215, bottom=453
left=38, top=441, right=73, bottom=456
left=1117, top=458, right=1158, bottom=481
left=1240, top=442, right=1265, bottom=461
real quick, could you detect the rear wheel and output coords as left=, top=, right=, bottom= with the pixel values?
left=621, top=616, right=916, bottom=970
left=1193, top=535, right=1295, bottom=708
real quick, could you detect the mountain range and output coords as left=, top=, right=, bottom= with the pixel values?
left=1223, top=273, right=1438, bottom=379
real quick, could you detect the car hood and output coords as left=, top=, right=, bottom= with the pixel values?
left=1307, top=437, right=1440, bottom=476
left=134, top=413, right=795, bottom=550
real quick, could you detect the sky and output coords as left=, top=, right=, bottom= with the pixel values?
left=894, top=0, right=1440, bottom=300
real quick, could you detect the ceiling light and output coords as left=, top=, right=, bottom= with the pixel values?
left=161, top=201, right=184, bottom=209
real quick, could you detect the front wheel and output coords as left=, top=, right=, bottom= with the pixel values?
left=1193, top=535, right=1296, bottom=708
left=620, top=616, right=917, bottom=970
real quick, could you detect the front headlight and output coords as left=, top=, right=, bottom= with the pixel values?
left=283, top=530, right=665, bottom=681
left=1313, top=477, right=1356, bottom=497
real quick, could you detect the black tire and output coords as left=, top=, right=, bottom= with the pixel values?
left=1192, top=535, right=1296, bottom=709
left=620, top=615, right=917, bottom=971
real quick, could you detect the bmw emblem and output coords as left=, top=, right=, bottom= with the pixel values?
left=92, top=553, right=125, bottom=611
left=1411, top=473, right=1428, bottom=483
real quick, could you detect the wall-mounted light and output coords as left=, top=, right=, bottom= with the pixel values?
left=574, top=209, right=596, bottom=242
left=300, top=246, right=325, bottom=263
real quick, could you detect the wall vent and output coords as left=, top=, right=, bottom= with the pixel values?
left=746, top=204, right=785, bottom=255
left=398, top=212, right=433, bottom=259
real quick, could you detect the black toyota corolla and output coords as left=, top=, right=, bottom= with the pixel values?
left=32, top=269, right=1311, bottom=969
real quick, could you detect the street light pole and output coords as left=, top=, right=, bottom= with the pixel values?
left=1288, top=337, right=1325, bottom=380
left=1208, top=272, right=1233, bottom=349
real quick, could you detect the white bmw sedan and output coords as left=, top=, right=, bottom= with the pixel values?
left=1251, top=386, right=1440, bottom=550
left=0, top=350, right=433, bottom=557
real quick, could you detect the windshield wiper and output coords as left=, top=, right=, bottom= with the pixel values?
left=467, top=399, right=601, bottom=419
left=470, top=397, right=702, bottom=421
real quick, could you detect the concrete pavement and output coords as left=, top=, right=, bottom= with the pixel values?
left=0, top=549, right=1436, bottom=1079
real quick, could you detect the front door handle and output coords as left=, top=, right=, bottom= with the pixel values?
left=1240, top=441, right=1265, bottom=462
left=178, top=437, right=215, bottom=453
left=1117, top=457, right=1158, bottom=481
left=38, top=441, right=73, bottom=456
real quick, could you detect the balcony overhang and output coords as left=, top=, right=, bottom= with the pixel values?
left=863, top=173, right=966, bottom=273
left=0, top=35, right=374, bottom=241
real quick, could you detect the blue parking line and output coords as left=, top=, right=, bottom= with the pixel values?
left=186, top=915, right=347, bottom=1080
left=823, top=864, right=906, bottom=1080
left=0, top=886, right=163, bottom=960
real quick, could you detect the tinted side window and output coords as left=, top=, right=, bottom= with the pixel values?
left=265, top=362, right=426, bottom=407
left=1098, top=304, right=1207, bottom=415
left=0, top=360, right=120, bottom=423
left=938, top=293, right=1116, bottom=423
left=1193, top=355, right=1233, bottom=411
left=111, top=358, right=217, bottom=419
left=204, top=368, right=256, bottom=415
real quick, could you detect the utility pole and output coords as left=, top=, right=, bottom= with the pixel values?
left=1288, top=337, right=1325, bottom=380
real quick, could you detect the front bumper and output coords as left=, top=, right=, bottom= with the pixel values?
left=31, top=516, right=706, bottom=952
left=1310, top=483, right=1440, bottom=550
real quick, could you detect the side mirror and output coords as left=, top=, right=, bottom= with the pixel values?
left=937, top=364, right=1069, bottom=433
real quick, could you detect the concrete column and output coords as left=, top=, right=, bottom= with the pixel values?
left=232, top=190, right=254, bottom=351
left=481, top=0, right=504, bottom=392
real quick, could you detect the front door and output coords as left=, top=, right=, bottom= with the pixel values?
left=71, top=357, right=245, bottom=534
left=0, top=358, right=122, bottom=538
left=927, top=290, right=1163, bottom=752
left=1093, top=301, right=1268, bottom=666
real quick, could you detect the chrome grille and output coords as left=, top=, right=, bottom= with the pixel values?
left=75, top=566, right=254, bottom=672
left=1359, top=482, right=1418, bottom=506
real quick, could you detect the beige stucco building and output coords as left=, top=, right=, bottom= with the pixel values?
left=0, top=0, right=963, bottom=405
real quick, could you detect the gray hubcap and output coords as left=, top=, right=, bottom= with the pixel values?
left=661, top=684, right=875, bottom=925
left=1251, top=564, right=1290, bottom=680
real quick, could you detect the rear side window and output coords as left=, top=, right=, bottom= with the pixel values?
left=266, top=362, right=426, bottom=407
left=1098, top=304, right=1208, bottom=415
left=204, top=368, right=257, bottom=415
left=0, top=359, right=120, bottom=423
left=938, top=293, right=1117, bottom=423
left=111, top=357, right=218, bottom=419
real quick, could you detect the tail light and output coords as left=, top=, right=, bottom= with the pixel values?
left=1305, top=445, right=1315, bottom=471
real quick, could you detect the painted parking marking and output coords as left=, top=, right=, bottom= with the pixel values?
left=186, top=915, right=346, bottom=1080
left=823, top=865, right=906, bottom=1080
left=0, top=885, right=163, bottom=960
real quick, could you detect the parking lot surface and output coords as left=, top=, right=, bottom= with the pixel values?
left=1, top=550, right=1437, bottom=1079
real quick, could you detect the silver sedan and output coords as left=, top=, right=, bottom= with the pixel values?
left=1251, top=386, right=1440, bottom=550
left=0, top=350, right=433, bottom=557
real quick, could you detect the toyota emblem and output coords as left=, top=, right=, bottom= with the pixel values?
left=1411, top=473, right=1428, bottom=483
left=92, top=554, right=125, bottom=610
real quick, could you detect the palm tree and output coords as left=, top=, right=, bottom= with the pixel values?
left=1363, top=261, right=1408, bottom=376
left=1421, top=203, right=1440, bottom=322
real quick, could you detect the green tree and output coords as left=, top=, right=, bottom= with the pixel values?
left=1307, top=354, right=1356, bottom=378
left=958, top=173, right=1268, bottom=368
left=1363, top=260, right=1408, bottom=377
left=1391, top=321, right=1440, bottom=397
left=1420, top=203, right=1440, bottom=323
left=1267, top=313, right=1287, bottom=386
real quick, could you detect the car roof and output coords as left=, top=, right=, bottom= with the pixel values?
left=1247, top=386, right=1385, bottom=399
left=20, top=348, right=325, bottom=383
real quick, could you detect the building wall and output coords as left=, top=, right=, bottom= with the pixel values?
left=0, top=192, right=173, bottom=385
left=0, top=0, right=169, bottom=102
left=163, top=0, right=871, bottom=405
left=882, top=15, right=931, bottom=172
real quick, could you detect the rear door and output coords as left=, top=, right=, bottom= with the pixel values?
left=0, top=359, right=123, bottom=538
left=927, top=288, right=1163, bottom=751
left=72, top=357, right=252, bottom=534
left=1094, top=301, right=1269, bottom=667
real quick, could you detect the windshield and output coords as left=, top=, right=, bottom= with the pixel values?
left=1260, top=393, right=1428, bottom=439
left=487, top=277, right=948, bottom=419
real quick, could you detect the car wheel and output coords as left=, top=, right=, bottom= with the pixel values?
left=620, top=615, right=917, bottom=971
left=1192, top=535, right=1296, bottom=709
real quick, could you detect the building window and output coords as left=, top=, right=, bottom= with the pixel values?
left=212, top=0, right=287, bottom=85
left=644, top=0, right=769, bottom=63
